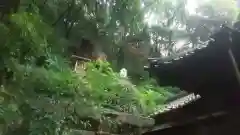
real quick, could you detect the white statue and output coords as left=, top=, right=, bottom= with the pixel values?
left=119, top=68, right=127, bottom=78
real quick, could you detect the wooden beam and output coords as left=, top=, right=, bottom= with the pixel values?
left=146, top=111, right=227, bottom=133
left=72, top=55, right=91, bottom=61
left=228, top=49, right=240, bottom=87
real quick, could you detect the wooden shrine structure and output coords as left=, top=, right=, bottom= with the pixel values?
left=143, top=25, right=240, bottom=135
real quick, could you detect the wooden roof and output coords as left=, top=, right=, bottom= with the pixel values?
left=144, top=110, right=238, bottom=135
left=145, top=26, right=240, bottom=100
left=144, top=96, right=240, bottom=135
left=143, top=26, right=240, bottom=135
left=149, top=93, right=201, bottom=116
left=144, top=96, right=233, bottom=135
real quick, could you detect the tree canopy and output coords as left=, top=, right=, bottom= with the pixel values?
left=0, top=0, right=239, bottom=134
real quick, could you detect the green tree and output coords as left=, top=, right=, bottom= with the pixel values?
left=0, top=0, right=184, bottom=134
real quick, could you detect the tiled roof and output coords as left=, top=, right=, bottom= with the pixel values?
left=148, top=40, right=212, bottom=65
left=149, top=93, right=201, bottom=117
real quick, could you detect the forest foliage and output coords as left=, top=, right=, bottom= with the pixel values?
left=0, top=0, right=239, bottom=134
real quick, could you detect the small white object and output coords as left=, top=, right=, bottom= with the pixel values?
left=119, top=68, right=127, bottom=78
left=164, top=61, right=172, bottom=64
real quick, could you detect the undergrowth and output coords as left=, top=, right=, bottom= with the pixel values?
left=0, top=11, right=179, bottom=134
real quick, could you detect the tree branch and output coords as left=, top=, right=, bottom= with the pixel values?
left=52, top=7, right=69, bottom=26
left=66, top=21, right=75, bottom=38
left=52, top=0, right=75, bottom=27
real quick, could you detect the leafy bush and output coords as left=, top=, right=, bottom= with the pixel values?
left=0, top=9, right=179, bottom=134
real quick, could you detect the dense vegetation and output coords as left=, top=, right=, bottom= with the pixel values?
left=0, top=0, right=238, bottom=134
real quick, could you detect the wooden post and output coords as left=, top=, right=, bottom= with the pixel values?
left=221, top=25, right=240, bottom=86
left=74, top=61, right=78, bottom=71
left=228, top=49, right=240, bottom=86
